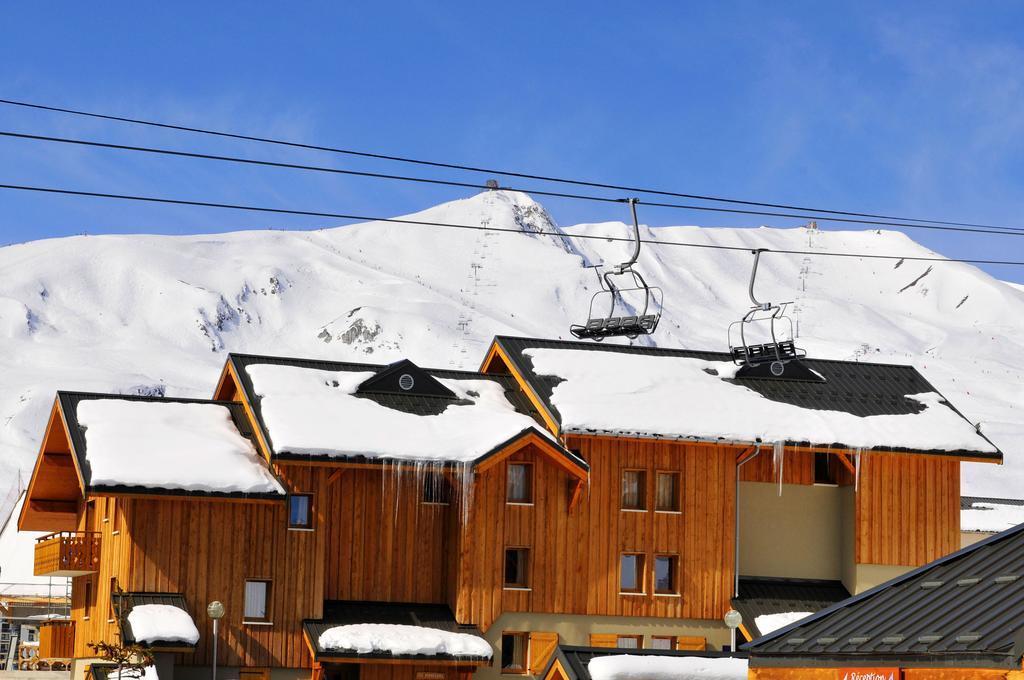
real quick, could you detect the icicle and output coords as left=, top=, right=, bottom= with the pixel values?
left=854, top=448, right=863, bottom=492
left=773, top=441, right=785, bottom=496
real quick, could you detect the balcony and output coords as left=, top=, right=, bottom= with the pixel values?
left=38, top=620, right=75, bottom=660
left=34, top=531, right=101, bottom=577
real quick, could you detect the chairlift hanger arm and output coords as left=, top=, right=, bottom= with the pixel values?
left=748, top=248, right=771, bottom=311
left=612, top=198, right=642, bottom=274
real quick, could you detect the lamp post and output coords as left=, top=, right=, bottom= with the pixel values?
left=723, top=608, right=743, bottom=653
left=207, top=601, right=225, bottom=680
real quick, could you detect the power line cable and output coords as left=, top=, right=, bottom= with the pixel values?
left=2, top=181, right=1023, bottom=266
left=3, top=129, right=1024, bottom=238
left=0, top=96, right=1020, bottom=233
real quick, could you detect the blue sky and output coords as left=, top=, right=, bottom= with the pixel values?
left=1, top=2, right=1023, bottom=282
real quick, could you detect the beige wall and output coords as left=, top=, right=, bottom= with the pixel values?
left=961, top=530, right=995, bottom=548
left=738, top=482, right=843, bottom=581
left=474, top=611, right=729, bottom=680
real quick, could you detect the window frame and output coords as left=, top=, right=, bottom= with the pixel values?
left=654, top=471, right=681, bottom=513
left=500, top=631, right=529, bottom=675
left=243, top=579, right=272, bottom=624
left=615, top=635, right=644, bottom=649
left=619, top=553, right=646, bottom=595
left=620, top=469, right=647, bottom=511
left=653, top=554, right=679, bottom=595
left=421, top=471, right=453, bottom=505
left=503, top=547, right=531, bottom=590
left=506, top=462, right=534, bottom=505
left=287, top=494, right=314, bottom=531
left=649, top=636, right=677, bottom=650
left=814, top=452, right=838, bottom=485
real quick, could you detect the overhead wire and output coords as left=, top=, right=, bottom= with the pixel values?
left=0, top=96, right=1021, bottom=233
left=2, top=129, right=1023, bottom=238
left=2, top=181, right=1023, bottom=267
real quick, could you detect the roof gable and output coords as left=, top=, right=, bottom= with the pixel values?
left=357, top=359, right=457, bottom=398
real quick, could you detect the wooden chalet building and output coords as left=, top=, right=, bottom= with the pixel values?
left=15, top=336, right=1000, bottom=680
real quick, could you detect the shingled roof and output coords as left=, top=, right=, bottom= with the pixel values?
left=744, top=522, right=1024, bottom=669
left=487, top=336, right=1000, bottom=459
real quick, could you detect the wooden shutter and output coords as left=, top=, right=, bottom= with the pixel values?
left=677, top=636, right=706, bottom=651
left=529, top=632, right=559, bottom=673
left=589, top=634, right=618, bottom=648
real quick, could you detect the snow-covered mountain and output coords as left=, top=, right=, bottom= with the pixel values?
left=1, top=190, right=1021, bottom=517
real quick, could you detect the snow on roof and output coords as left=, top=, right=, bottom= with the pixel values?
left=0, top=492, right=69, bottom=598
left=961, top=501, right=1024, bottom=533
left=76, top=400, right=284, bottom=495
left=524, top=348, right=997, bottom=454
left=126, top=604, right=200, bottom=645
left=587, top=655, right=748, bottom=680
left=317, top=623, right=492, bottom=658
left=754, top=611, right=814, bottom=636
left=245, top=364, right=548, bottom=462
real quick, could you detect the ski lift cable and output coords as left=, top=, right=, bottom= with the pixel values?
left=0, top=96, right=1022, bottom=234
left=2, top=181, right=1024, bottom=266
left=3, top=129, right=1024, bottom=238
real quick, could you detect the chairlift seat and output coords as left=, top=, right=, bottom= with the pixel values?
left=571, top=314, right=659, bottom=340
left=730, top=340, right=800, bottom=365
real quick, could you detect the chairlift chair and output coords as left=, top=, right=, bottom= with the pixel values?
left=570, top=199, right=664, bottom=341
left=728, top=249, right=805, bottom=375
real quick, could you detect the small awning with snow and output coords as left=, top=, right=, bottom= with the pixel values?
left=544, top=645, right=748, bottom=680
left=113, top=592, right=199, bottom=651
left=730, top=577, right=849, bottom=641
left=302, top=601, right=491, bottom=665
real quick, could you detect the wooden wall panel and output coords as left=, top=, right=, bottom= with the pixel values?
left=856, top=452, right=960, bottom=565
left=452, top=438, right=737, bottom=630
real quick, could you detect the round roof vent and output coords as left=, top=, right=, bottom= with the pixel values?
left=398, top=373, right=415, bottom=391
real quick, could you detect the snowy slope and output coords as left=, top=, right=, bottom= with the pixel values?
left=0, top=190, right=1021, bottom=517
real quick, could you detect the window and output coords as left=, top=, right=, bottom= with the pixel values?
left=654, top=555, right=678, bottom=594
left=504, top=548, right=530, bottom=588
left=650, top=636, right=676, bottom=650
left=111, top=499, right=121, bottom=534
left=83, top=579, right=95, bottom=619
left=655, top=472, right=680, bottom=512
left=616, top=636, right=642, bottom=649
left=102, top=498, right=110, bottom=523
left=287, top=494, right=313, bottom=529
left=621, top=470, right=646, bottom=510
left=620, top=553, right=645, bottom=593
left=422, top=472, right=452, bottom=504
left=507, top=463, right=533, bottom=504
left=108, top=577, right=118, bottom=623
left=500, top=632, right=528, bottom=674
left=814, top=452, right=837, bottom=485
left=244, top=580, right=270, bottom=622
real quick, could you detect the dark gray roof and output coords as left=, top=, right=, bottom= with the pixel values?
left=544, top=645, right=746, bottom=680
left=112, top=592, right=196, bottom=650
left=745, top=523, right=1024, bottom=669
left=302, top=600, right=489, bottom=663
left=491, top=336, right=1001, bottom=459
left=227, top=353, right=586, bottom=471
left=57, top=391, right=283, bottom=500
left=732, top=577, right=850, bottom=641
left=961, top=496, right=1024, bottom=510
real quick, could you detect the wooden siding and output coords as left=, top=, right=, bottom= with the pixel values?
left=323, top=467, right=452, bottom=604
left=856, top=452, right=960, bottom=566
left=740, top=449, right=855, bottom=486
left=452, top=437, right=737, bottom=630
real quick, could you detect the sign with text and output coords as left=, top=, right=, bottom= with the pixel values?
left=838, top=669, right=901, bottom=680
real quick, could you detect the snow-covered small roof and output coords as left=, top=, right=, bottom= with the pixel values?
left=587, top=655, right=748, bottom=680
left=63, top=393, right=284, bottom=496
left=318, top=624, right=491, bottom=659
left=490, top=337, right=999, bottom=457
left=304, top=600, right=491, bottom=662
left=961, top=496, right=1024, bottom=533
left=126, top=603, right=200, bottom=646
left=232, top=354, right=581, bottom=467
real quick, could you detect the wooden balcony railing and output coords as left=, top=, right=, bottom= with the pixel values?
left=38, top=620, right=75, bottom=660
left=34, top=531, right=101, bottom=576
